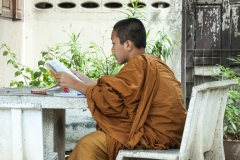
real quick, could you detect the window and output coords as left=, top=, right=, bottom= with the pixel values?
left=0, top=0, right=23, bottom=20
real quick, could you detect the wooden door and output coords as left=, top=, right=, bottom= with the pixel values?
left=182, top=0, right=240, bottom=108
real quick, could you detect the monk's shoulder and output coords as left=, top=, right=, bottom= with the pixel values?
left=128, top=54, right=154, bottom=66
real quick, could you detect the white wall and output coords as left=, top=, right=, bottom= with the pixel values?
left=0, top=20, right=25, bottom=87
left=0, top=0, right=182, bottom=87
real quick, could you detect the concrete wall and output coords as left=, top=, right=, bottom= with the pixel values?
left=0, top=20, right=25, bottom=87
left=0, top=0, right=183, bottom=151
left=65, top=108, right=96, bottom=150
left=1, top=0, right=182, bottom=87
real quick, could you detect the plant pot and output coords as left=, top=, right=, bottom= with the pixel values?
left=223, top=140, right=240, bottom=160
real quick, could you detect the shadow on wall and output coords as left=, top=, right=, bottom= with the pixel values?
left=65, top=108, right=96, bottom=151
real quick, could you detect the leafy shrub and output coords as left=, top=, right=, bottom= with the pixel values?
left=120, top=0, right=177, bottom=62
left=1, top=44, right=54, bottom=87
left=1, top=0, right=177, bottom=87
left=216, top=55, right=240, bottom=140
left=1, top=33, right=121, bottom=87
left=224, top=90, right=240, bottom=140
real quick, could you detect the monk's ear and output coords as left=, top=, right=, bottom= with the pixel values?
left=124, top=40, right=134, bottom=51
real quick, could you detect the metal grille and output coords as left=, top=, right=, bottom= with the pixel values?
left=189, top=49, right=240, bottom=66
left=185, top=49, right=240, bottom=108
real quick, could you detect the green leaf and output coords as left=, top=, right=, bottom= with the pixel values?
left=29, top=81, right=40, bottom=86
left=15, top=71, right=22, bottom=77
left=26, top=68, right=32, bottom=73
left=223, top=126, right=228, bottom=132
left=10, top=82, right=15, bottom=87
left=38, top=60, right=45, bottom=66
left=33, top=72, right=41, bottom=79
left=3, top=51, right=8, bottom=56
left=7, top=59, right=14, bottom=65
left=24, top=76, right=31, bottom=80
left=41, top=51, right=48, bottom=57
left=39, top=67, right=47, bottom=73
left=230, top=121, right=237, bottom=131
left=12, top=62, right=18, bottom=68
left=13, top=81, right=24, bottom=87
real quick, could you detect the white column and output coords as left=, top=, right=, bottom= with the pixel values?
left=22, top=109, right=44, bottom=160
left=11, top=109, right=23, bottom=160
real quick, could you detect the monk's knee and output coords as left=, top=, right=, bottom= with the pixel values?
left=70, top=131, right=108, bottom=160
left=78, top=134, right=95, bottom=151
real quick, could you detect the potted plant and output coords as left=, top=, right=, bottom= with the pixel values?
left=223, top=89, right=240, bottom=160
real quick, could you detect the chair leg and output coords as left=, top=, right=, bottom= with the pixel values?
left=204, top=106, right=225, bottom=160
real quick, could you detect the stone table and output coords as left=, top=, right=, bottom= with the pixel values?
left=0, top=87, right=87, bottom=160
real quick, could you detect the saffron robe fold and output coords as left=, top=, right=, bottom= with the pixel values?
left=86, top=54, right=187, bottom=160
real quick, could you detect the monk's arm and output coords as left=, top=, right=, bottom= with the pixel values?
left=71, top=70, right=97, bottom=85
left=55, top=72, right=95, bottom=95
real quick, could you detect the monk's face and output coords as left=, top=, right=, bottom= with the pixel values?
left=111, top=30, right=129, bottom=65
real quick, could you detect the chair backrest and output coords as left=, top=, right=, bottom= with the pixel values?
left=179, top=80, right=238, bottom=160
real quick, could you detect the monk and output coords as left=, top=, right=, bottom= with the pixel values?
left=56, top=18, right=187, bottom=160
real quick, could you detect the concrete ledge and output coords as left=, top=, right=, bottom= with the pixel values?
left=44, top=152, right=58, bottom=160
left=194, top=66, right=220, bottom=76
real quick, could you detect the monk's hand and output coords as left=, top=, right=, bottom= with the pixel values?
left=56, top=72, right=76, bottom=88
left=71, top=70, right=97, bottom=85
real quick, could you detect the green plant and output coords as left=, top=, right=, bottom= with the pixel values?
left=224, top=90, right=240, bottom=140
left=119, top=0, right=176, bottom=62
left=146, top=29, right=176, bottom=62
left=1, top=32, right=122, bottom=87
left=1, top=44, right=54, bottom=87
left=1, top=0, right=177, bottom=87
left=85, top=42, right=121, bottom=79
left=119, top=0, right=147, bottom=21
left=39, top=32, right=86, bottom=73
left=215, top=55, right=240, bottom=140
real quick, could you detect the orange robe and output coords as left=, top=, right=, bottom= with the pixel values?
left=86, top=54, right=187, bottom=160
